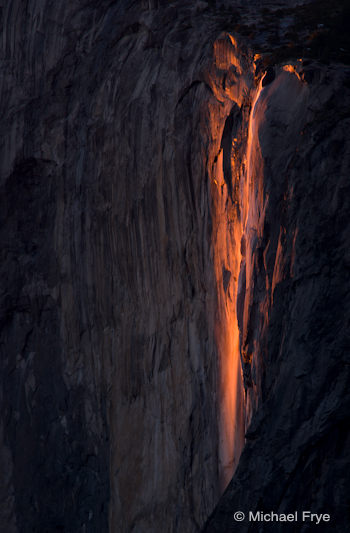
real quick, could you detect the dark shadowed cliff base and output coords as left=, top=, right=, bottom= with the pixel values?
left=0, top=1, right=349, bottom=532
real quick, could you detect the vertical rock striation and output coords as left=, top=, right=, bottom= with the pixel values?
left=1, top=1, right=349, bottom=532
left=0, top=2, right=245, bottom=531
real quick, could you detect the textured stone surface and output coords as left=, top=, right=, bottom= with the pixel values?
left=0, top=2, right=227, bottom=531
left=0, top=1, right=349, bottom=532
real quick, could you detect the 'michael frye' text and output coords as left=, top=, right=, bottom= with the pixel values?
left=249, top=511, right=330, bottom=524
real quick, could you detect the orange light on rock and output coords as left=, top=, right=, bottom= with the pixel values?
left=211, top=147, right=245, bottom=491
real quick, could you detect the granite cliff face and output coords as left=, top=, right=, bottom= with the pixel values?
left=0, top=1, right=349, bottom=532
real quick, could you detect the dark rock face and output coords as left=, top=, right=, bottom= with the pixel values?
left=0, top=2, right=225, bottom=531
left=0, top=158, right=110, bottom=531
left=0, top=1, right=349, bottom=532
left=261, top=65, right=275, bottom=86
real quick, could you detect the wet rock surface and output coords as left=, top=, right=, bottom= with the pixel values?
left=0, top=1, right=349, bottom=532
left=204, top=56, right=350, bottom=533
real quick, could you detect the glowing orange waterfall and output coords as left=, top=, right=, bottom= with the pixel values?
left=242, top=78, right=264, bottom=229
left=209, top=48, right=265, bottom=489
left=211, top=144, right=244, bottom=490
